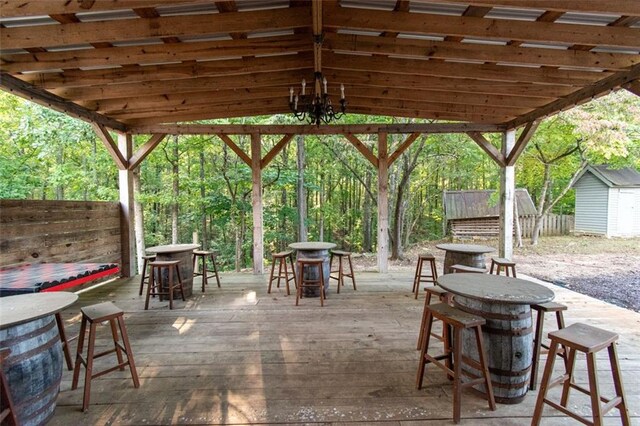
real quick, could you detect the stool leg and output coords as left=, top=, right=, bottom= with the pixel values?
left=71, top=316, right=88, bottom=391
left=201, top=255, right=208, bottom=290
left=416, top=310, right=434, bottom=390
left=277, top=258, right=284, bottom=289
left=145, top=267, right=154, bottom=310
left=268, top=258, right=276, bottom=293
left=530, top=309, right=545, bottom=391
left=168, top=266, right=174, bottom=310
left=211, top=255, right=221, bottom=287
left=490, top=260, right=495, bottom=275
left=176, top=265, right=186, bottom=301
left=511, top=265, right=517, bottom=278
left=474, top=325, right=496, bottom=411
left=283, top=259, right=291, bottom=296
left=139, top=258, right=148, bottom=296
left=531, top=341, right=560, bottom=425
left=452, top=327, right=463, bottom=424
left=348, top=255, right=356, bottom=290
left=56, top=313, right=74, bottom=371
left=417, top=292, right=432, bottom=350
left=81, top=322, right=97, bottom=412
left=319, top=266, right=325, bottom=307
left=289, top=254, right=297, bottom=288
left=117, top=316, right=140, bottom=389
left=560, top=346, right=578, bottom=407
left=109, top=319, right=125, bottom=371
left=295, top=263, right=302, bottom=306
left=336, top=257, right=342, bottom=294
left=608, top=343, right=631, bottom=426
left=586, top=352, right=603, bottom=425
left=413, top=259, right=423, bottom=296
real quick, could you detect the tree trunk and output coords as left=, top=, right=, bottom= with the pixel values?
left=199, top=151, right=207, bottom=250
left=363, top=171, right=372, bottom=252
left=531, top=164, right=551, bottom=245
left=171, top=135, right=179, bottom=244
left=133, top=167, right=146, bottom=274
left=514, top=196, right=523, bottom=248
left=296, top=135, right=308, bottom=242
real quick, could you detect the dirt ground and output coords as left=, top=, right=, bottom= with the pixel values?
left=351, top=235, right=640, bottom=313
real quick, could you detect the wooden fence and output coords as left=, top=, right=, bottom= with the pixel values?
left=518, top=214, right=574, bottom=238
left=0, top=199, right=121, bottom=268
left=450, top=214, right=574, bottom=239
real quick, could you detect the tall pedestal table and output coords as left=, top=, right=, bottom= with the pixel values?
left=146, top=243, right=200, bottom=299
left=0, top=292, right=78, bottom=426
left=437, top=273, right=554, bottom=404
left=289, top=242, right=336, bottom=296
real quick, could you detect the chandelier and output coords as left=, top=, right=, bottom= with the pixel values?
left=288, top=72, right=346, bottom=126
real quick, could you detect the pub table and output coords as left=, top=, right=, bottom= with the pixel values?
left=436, top=243, right=495, bottom=274
left=146, top=243, right=200, bottom=298
left=289, top=242, right=336, bottom=296
left=0, top=292, right=78, bottom=425
left=437, top=273, right=554, bottom=404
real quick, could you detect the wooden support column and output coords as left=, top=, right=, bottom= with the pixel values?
left=377, top=132, right=389, bottom=273
left=499, top=130, right=515, bottom=260
left=251, top=133, right=264, bottom=274
left=118, top=133, right=135, bottom=277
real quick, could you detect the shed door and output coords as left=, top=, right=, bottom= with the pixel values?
left=617, top=190, right=637, bottom=234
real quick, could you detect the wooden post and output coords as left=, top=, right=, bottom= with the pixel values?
left=118, top=133, right=135, bottom=277
left=499, top=130, right=515, bottom=260
left=251, top=133, right=264, bottom=274
left=377, top=132, right=389, bottom=273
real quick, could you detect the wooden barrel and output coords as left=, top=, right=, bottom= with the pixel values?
left=454, top=295, right=533, bottom=404
left=443, top=252, right=486, bottom=274
left=296, top=249, right=331, bottom=296
left=156, top=251, right=194, bottom=299
left=0, top=314, right=63, bottom=426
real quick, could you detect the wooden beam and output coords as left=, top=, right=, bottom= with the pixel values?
left=92, top=123, right=127, bottom=170
left=122, top=106, right=289, bottom=127
left=129, top=133, right=167, bottom=170
left=251, top=133, right=264, bottom=274
left=388, top=132, right=421, bottom=166
left=217, top=134, right=251, bottom=167
left=467, top=131, right=505, bottom=166
left=0, top=0, right=202, bottom=17
left=506, top=121, right=540, bottom=166
left=424, top=0, right=640, bottom=16
left=343, top=134, right=379, bottom=167
left=323, top=33, right=639, bottom=72
left=0, top=72, right=127, bottom=132
left=377, top=132, right=389, bottom=273
left=624, top=79, right=640, bottom=97
left=1, top=7, right=308, bottom=50
left=261, top=134, right=294, bottom=169
left=499, top=130, right=516, bottom=260
left=507, top=63, right=640, bottom=128
left=325, top=6, right=640, bottom=49
left=349, top=105, right=511, bottom=123
left=129, top=123, right=506, bottom=135
left=118, top=133, right=135, bottom=277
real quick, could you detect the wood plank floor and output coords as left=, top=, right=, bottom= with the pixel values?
left=50, top=271, right=640, bottom=425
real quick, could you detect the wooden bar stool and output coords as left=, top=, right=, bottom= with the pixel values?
left=329, top=250, right=356, bottom=293
left=295, top=257, right=326, bottom=307
left=416, top=303, right=496, bottom=424
left=138, top=254, right=156, bottom=296
left=0, top=348, right=18, bottom=426
left=55, top=312, right=75, bottom=370
left=71, top=302, right=139, bottom=412
left=490, top=257, right=517, bottom=277
left=192, top=250, right=221, bottom=291
left=416, top=286, right=452, bottom=350
left=532, top=323, right=631, bottom=426
left=412, top=253, right=438, bottom=299
left=450, top=264, right=486, bottom=273
left=530, top=301, right=568, bottom=391
left=145, top=260, right=185, bottom=310
left=268, top=250, right=296, bottom=295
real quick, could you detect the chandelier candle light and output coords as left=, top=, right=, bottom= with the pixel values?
left=289, top=72, right=346, bottom=126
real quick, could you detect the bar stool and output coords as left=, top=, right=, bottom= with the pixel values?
left=416, top=286, right=452, bottom=350
left=268, top=250, right=296, bottom=295
left=530, top=301, right=568, bottom=391
left=450, top=264, right=486, bottom=273
left=295, top=257, right=326, bottom=307
left=138, top=254, right=156, bottom=296
left=55, top=312, right=75, bottom=370
left=192, top=250, right=221, bottom=292
left=416, top=303, right=496, bottom=424
left=532, top=323, right=630, bottom=426
left=413, top=253, right=438, bottom=299
left=490, top=257, right=517, bottom=277
left=0, top=348, right=18, bottom=426
left=145, top=260, right=185, bottom=310
left=329, top=250, right=356, bottom=293
left=71, top=302, right=139, bottom=412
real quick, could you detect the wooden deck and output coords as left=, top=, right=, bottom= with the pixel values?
left=51, top=271, right=639, bottom=425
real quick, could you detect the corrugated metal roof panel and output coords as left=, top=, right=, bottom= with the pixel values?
left=443, top=189, right=537, bottom=220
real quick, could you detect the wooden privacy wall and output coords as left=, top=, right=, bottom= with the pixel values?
left=451, top=214, right=574, bottom=239
left=0, top=200, right=121, bottom=268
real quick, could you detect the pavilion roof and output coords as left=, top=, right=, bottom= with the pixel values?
left=1, top=0, right=639, bottom=133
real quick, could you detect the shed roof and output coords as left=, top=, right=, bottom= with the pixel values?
left=443, top=189, right=537, bottom=220
left=1, top=1, right=639, bottom=132
left=575, top=165, right=640, bottom=188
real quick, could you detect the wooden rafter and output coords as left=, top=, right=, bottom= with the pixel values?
left=92, top=123, right=127, bottom=170
left=261, top=134, right=294, bottom=169
left=388, top=133, right=421, bottom=166
left=216, top=134, right=251, bottom=167
left=343, top=134, right=379, bottom=167
left=0, top=1, right=201, bottom=17
left=506, top=121, right=540, bottom=166
left=624, top=80, right=640, bottom=97
left=466, top=131, right=506, bottom=166
left=129, top=133, right=167, bottom=170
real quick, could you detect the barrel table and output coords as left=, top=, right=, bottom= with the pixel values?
left=0, top=292, right=78, bottom=426
left=436, top=243, right=495, bottom=274
left=146, top=243, right=200, bottom=299
left=289, top=242, right=336, bottom=296
left=437, top=273, right=554, bottom=404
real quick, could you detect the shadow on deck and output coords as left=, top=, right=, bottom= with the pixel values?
left=50, top=271, right=639, bottom=425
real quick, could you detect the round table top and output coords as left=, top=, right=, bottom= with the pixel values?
left=437, top=273, right=554, bottom=305
left=435, top=243, right=495, bottom=254
left=0, top=292, right=78, bottom=329
left=289, top=242, right=337, bottom=250
left=146, top=243, right=200, bottom=254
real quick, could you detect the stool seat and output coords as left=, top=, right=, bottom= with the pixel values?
left=150, top=260, right=180, bottom=267
left=532, top=301, right=568, bottom=312
left=81, top=301, right=123, bottom=321
left=490, top=257, right=517, bottom=277
left=450, top=264, right=486, bottom=273
left=427, top=303, right=485, bottom=328
left=272, top=250, right=293, bottom=258
left=549, top=323, right=618, bottom=353
left=491, top=257, right=515, bottom=266
left=413, top=253, right=438, bottom=299
left=331, top=249, right=351, bottom=256
left=330, top=250, right=356, bottom=293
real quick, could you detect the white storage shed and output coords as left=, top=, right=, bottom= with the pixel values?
left=572, top=165, right=640, bottom=237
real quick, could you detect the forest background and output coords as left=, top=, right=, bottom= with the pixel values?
left=1, top=90, right=639, bottom=273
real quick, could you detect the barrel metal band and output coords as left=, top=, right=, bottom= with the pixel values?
left=489, top=364, right=532, bottom=376
left=16, top=376, right=61, bottom=421
left=3, top=325, right=60, bottom=367
left=453, top=302, right=531, bottom=320
left=490, top=380, right=530, bottom=390
left=0, top=316, right=57, bottom=348
left=482, top=325, right=533, bottom=336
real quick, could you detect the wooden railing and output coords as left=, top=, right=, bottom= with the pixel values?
left=0, top=199, right=121, bottom=268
